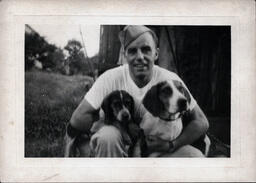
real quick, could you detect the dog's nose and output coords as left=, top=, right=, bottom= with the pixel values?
left=121, top=112, right=130, bottom=121
left=178, top=98, right=187, bottom=111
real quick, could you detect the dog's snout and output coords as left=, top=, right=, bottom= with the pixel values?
left=178, top=98, right=187, bottom=111
left=122, top=112, right=129, bottom=119
left=121, top=111, right=130, bottom=121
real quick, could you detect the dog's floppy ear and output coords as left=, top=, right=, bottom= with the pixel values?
left=173, top=80, right=191, bottom=104
left=142, top=82, right=165, bottom=117
left=121, top=90, right=135, bottom=118
left=101, top=93, right=114, bottom=124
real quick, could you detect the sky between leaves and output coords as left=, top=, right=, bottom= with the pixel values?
left=30, top=24, right=100, bottom=57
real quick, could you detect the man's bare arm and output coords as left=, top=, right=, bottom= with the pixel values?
left=70, top=99, right=99, bottom=134
left=172, top=104, right=209, bottom=151
left=146, top=104, right=209, bottom=153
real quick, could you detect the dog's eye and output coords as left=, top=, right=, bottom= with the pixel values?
left=113, top=101, right=122, bottom=108
left=161, top=87, right=172, bottom=96
left=176, top=85, right=183, bottom=92
left=124, top=99, right=132, bottom=106
left=173, top=80, right=184, bottom=92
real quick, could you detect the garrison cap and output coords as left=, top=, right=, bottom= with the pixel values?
left=119, top=25, right=158, bottom=49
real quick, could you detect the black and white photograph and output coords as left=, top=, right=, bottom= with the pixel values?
left=1, top=0, right=255, bottom=182
left=25, top=24, right=231, bottom=158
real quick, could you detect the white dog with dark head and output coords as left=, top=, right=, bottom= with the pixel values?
left=141, top=80, right=191, bottom=143
left=141, top=80, right=210, bottom=156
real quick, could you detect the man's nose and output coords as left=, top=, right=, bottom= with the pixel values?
left=136, top=50, right=144, bottom=60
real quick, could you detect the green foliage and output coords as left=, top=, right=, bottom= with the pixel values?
left=51, top=48, right=66, bottom=72
left=25, top=32, right=46, bottom=70
left=64, top=39, right=90, bottom=75
left=64, top=39, right=82, bottom=56
left=25, top=29, right=65, bottom=71
left=25, top=71, right=93, bottom=157
left=25, top=26, right=96, bottom=76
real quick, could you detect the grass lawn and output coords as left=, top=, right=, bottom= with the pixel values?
left=25, top=71, right=93, bottom=157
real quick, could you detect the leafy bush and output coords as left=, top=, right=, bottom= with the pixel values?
left=25, top=71, right=93, bottom=157
left=25, top=29, right=63, bottom=71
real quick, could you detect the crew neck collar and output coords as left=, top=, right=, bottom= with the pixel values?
left=125, top=64, right=155, bottom=90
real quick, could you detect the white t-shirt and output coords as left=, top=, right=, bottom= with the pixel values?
left=85, top=64, right=196, bottom=110
left=85, top=64, right=197, bottom=140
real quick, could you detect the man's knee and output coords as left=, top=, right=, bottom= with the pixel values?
left=92, top=125, right=122, bottom=145
left=90, top=125, right=127, bottom=157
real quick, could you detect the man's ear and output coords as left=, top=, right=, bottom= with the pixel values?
left=121, top=90, right=135, bottom=118
left=123, top=47, right=128, bottom=57
left=154, top=48, right=159, bottom=60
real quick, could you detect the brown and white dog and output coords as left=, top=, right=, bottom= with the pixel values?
left=143, top=80, right=191, bottom=121
left=101, top=90, right=147, bottom=157
left=142, top=80, right=210, bottom=156
left=65, top=90, right=147, bottom=157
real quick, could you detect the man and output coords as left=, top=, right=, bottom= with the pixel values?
left=66, top=25, right=209, bottom=157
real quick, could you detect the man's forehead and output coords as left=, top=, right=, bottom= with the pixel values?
left=126, top=32, right=156, bottom=49
left=119, top=25, right=158, bottom=49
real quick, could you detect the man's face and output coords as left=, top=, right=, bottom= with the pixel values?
left=125, top=32, right=159, bottom=81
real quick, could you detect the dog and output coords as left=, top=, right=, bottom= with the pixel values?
left=64, top=90, right=147, bottom=157
left=101, top=90, right=147, bottom=157
left=142, top=80, right=210, bottom=156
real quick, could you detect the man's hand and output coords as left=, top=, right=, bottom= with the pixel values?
left=146, top=135, right=174, bottom=153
